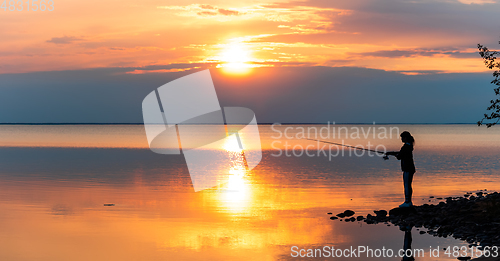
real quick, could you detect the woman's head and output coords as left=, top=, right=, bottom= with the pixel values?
left=400, top=131, right=415, bottom=145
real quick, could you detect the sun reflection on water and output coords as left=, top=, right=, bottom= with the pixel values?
left=218, top=135, right=252, bottom=213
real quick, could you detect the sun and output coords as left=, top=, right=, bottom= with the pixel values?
left=218, top=43, right=253, bottom=74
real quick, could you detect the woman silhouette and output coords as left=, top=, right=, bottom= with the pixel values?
left=386, top=131, right=416, bottom=208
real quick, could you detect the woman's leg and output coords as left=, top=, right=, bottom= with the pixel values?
left=403, top=171, right=414, bottom=203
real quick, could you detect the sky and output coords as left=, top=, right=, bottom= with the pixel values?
left=1, top=0, right=500, bottom=123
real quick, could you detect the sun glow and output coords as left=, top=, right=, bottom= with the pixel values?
left=218, top=43, right=254, bottom=74
left=219, top=135, right=250, bottom=212
left=223, top=134, right=243, bottom=152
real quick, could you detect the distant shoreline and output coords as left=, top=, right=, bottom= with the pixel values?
left=0, top=123, right=478, bottom=125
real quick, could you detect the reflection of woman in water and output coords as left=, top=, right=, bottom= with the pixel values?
left=400, top=225, right=415, bottom=261
left=386, top=131, right=416, bottom=208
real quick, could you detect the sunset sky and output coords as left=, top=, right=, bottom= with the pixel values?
left=1, top=0, right=500, bottom=123
left=2, top=0, right=500, bottom=74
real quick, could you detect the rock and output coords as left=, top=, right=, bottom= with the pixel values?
left=343, top=210, right=355, bottom=217
left=329, top=190, right=500, bottom=247
left=389, top=207, right=417, bottom=216
left=330, top=216, right=338, bottom=220
left=327, top=212, right=332, bottom=215
left=337, top=210, right=355, bottom=218
left=374, top=210, right=387, bottom=217
left=104, top=204, right=115, bottom=206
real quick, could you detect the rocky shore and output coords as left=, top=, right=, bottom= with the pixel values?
left=329, top=191, right=500, bottom=248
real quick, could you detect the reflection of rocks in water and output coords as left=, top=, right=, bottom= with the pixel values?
left=328, top=191, right=500, bottom=248
left=51, top=205, right=73, bottom=216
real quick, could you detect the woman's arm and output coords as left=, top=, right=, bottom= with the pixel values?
left=386, top=148, right=404, bottom=159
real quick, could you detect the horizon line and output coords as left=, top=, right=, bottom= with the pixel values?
left=0, top=122, right=479, bottom=125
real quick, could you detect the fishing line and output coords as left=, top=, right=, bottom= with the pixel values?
left=303, top=138, right=390, bottom=159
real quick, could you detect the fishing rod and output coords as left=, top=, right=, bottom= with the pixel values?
left=303, top=138, right=390, bottom=160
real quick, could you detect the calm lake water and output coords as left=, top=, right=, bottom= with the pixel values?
left=0, top=124, right=499, bottom=261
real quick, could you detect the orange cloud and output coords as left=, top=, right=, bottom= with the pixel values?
left=46, top=36, right=84, bottom=44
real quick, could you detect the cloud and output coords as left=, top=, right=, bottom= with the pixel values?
left=350, top=49, right=481, bottom=59
left=200, top=4, right=216, bottom=10
left=159, top=4, right=243, bottom=18
left=121, top=62, right=216, bottom=74
left=218, top=8, right=240, bottom=16
left=396, top=70, right=445, bottom=75
left=197, top=11, right=218, bottom=16
left=46, top=36, right=84, bottom=44
left=457, top=0, right=497, bottom=4
left=443, top=51, right=481, bottom=59
left=255, top=0, right=500, bottom=48
left=158, top=3, right=343, bottom=26
left=354, top=50, right=433, bottom=58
